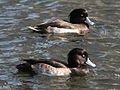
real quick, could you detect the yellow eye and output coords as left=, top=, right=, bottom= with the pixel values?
left=82, top=55, right=85, bottom=58
left=81, top=14, right=84, bottom=16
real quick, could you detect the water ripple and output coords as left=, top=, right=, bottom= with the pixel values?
left=0, top=0, right=120, bottom=90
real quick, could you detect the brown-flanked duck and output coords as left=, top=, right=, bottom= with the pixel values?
left=28, top=8, right=94, bottom=35
left=16, top=48, right=96, bottom=76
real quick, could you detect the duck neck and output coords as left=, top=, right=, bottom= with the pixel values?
left=79, top=64, right=87, bottom=69
left=68, top=58, right=79, bottom=68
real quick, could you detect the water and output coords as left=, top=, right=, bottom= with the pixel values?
left=0, top=0, right=120, bottom=90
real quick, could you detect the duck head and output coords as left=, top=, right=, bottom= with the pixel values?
left=69, top=8, right=94, bottom=25
left=68, top=48, right=96, bottom=68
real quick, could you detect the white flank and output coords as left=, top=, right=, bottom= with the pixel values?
left=50, top=27, right=80, bottom=34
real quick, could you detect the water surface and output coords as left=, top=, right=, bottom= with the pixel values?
left=0, top=0, right=120, bottom=90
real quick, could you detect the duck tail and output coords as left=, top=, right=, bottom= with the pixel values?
left=16, top=63, right=35, bottom=73
left=28, top=26, right=40, bottom=32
